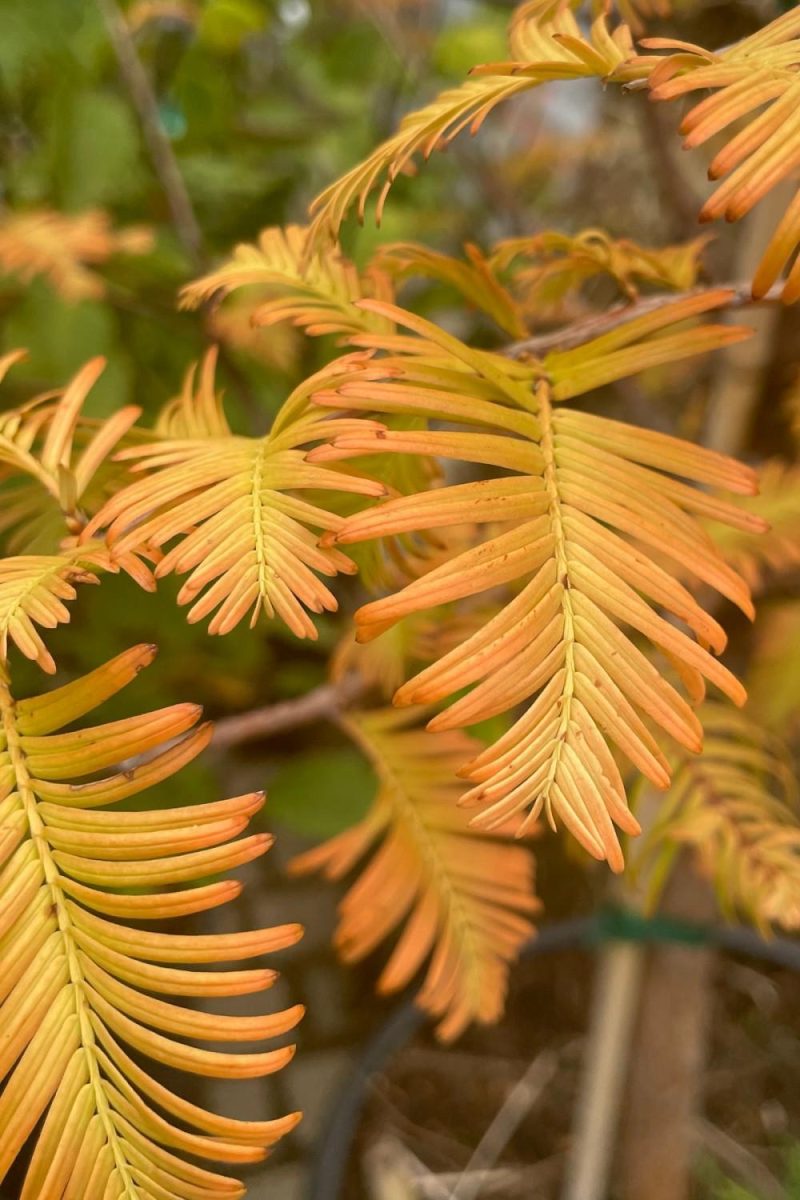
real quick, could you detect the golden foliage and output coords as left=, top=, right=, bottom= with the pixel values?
left=706, top=459, right=800, bottom=592
left=642, top=705, right=800, bottom=932
left=641, top=8, right=800, bottom=300
left=290, top=706, right=538, bottom=1041
left=0, top=645, right=302, bottom=1197
left=0, top=355, right=142, bottom=552
left=306, top=1, right=637, bottom=253
left=0, top=209, right=152, bottom=302
left=180, top=224, right=395, bottom=338
left=311, top=293, right=761, bottom=870
left=375, top=241, right=528, bottom=337
left=87, top=348, right=386, bottom=638
left=490, top=229, right=709, bottom=311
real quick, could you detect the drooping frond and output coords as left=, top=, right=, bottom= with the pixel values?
left=705, top=459, right=800, bottom=592
left=306, top=1, right=637, bottom=253
left=641, top=705, right=800, bottom=932
left=0, top=208, right=152, bottom=302
left=179, top=225, right=395, bottom=338
left=86, top=350, right=386, bottom=639
left=310, top=295, right=762, bottom=870
left=0, top=645, right=303, bottom=1198
left=290, top=706, right=538, bottom=1041
left=490, top=229, right=709, bottom=312
left=640, top=8, right=800, bottom=300
left=374, top=242, right=528, bottom=337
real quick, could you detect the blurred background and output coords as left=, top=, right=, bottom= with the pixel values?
left=2, top=1, right=800, bottom=1197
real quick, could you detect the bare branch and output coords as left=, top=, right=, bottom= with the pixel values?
left=504, top=281, right=784, bottom=359
left=96, top=0, right=205, bottom=268
left=212, top=674, right=364, bottom=751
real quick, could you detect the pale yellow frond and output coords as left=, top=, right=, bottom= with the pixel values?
left=0, top=646, right=301, bottom=1197
left=310, top=296, right=761, bottom=870
left=290, top=706, right=538, bottom=1041
left=86, top=351, right=387, bottom=639
left=180, top=224, right=395, bottom=338
left=641, top=705, right=800, bottom=932
left=0, top=208, right=152, bottom=302
left=0, top=355, right=143, bottom=554
left=0, top=550, right=104, bottom=674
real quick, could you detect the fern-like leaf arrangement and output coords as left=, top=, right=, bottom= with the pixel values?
left=311, top=293, right=763, bottom=870
left=641, top=706, right=800, bottom=932
left=0, top=644, right=302, bottom=1199
left=291, top=706, right=539, bottom=1040
left=86, top=348, right=386, bottom=639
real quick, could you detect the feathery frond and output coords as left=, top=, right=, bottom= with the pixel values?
left=87, top=349, right=386, bottom=639
left=310, top=293, right=761, bottom=870
left=180, top=225, right=395, bottom=338
left=641, top=8, right=800, bottom=300
left=0, top=644, right=302, bottom=1198
left=0, top=547, right=111, bottom=674
left=374, top=241, right=527, bottom=337
left=290, top=706, right=538, bottom=1041
left=641, top=705, right=800, bottom=932
left=0, top=208, right=152, bottom=302
left=0, top=354, right=143, bottom=556
left=306, top=1, right=637, bottom=253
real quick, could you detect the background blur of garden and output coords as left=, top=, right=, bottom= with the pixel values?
left=3, top=1, right=800, bottom=1197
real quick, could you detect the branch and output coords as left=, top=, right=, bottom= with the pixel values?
left=211, top=674, right=364, bottom=751
left=96, top=0, right=205, bottom=268
left=504, top=281, right=785, bottom=359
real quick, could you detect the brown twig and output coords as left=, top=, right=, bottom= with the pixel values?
left=211, top=674, right=364, bottom=751
left=503, top=280, right=784, bottom=359
left=96, top=0, right=205, bottom=268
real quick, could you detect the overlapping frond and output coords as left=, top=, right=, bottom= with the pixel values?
left=0, top=547, right=112, bottom=674
left=640, top=7, right=800, bottom=300
left=290, top=706, right=538, bottom=1041
left=0, top=645, right=303, bottom=1198
left=0, top=208, right=152, bottom=302
left=490, top=229, right=709, bottom=312
left=641, top=705, right=800, bottom=932
left=310, top=294, right=761, bottom=870
left=306, top=1, right=637, bottom=253
left=374, top=242, right=527, bottom=337
left=705, top=459, right=800, bottom=592
left=0, top=354, right=143, bottom=556
left=180, top=224, right=395, bottom=338
left=86, top=350, right=386, bottom=638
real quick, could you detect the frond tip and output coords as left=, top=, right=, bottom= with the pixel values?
left=0, top=644, right=302, bottom=1199
left=291, top=707, right=539, bottom=1042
